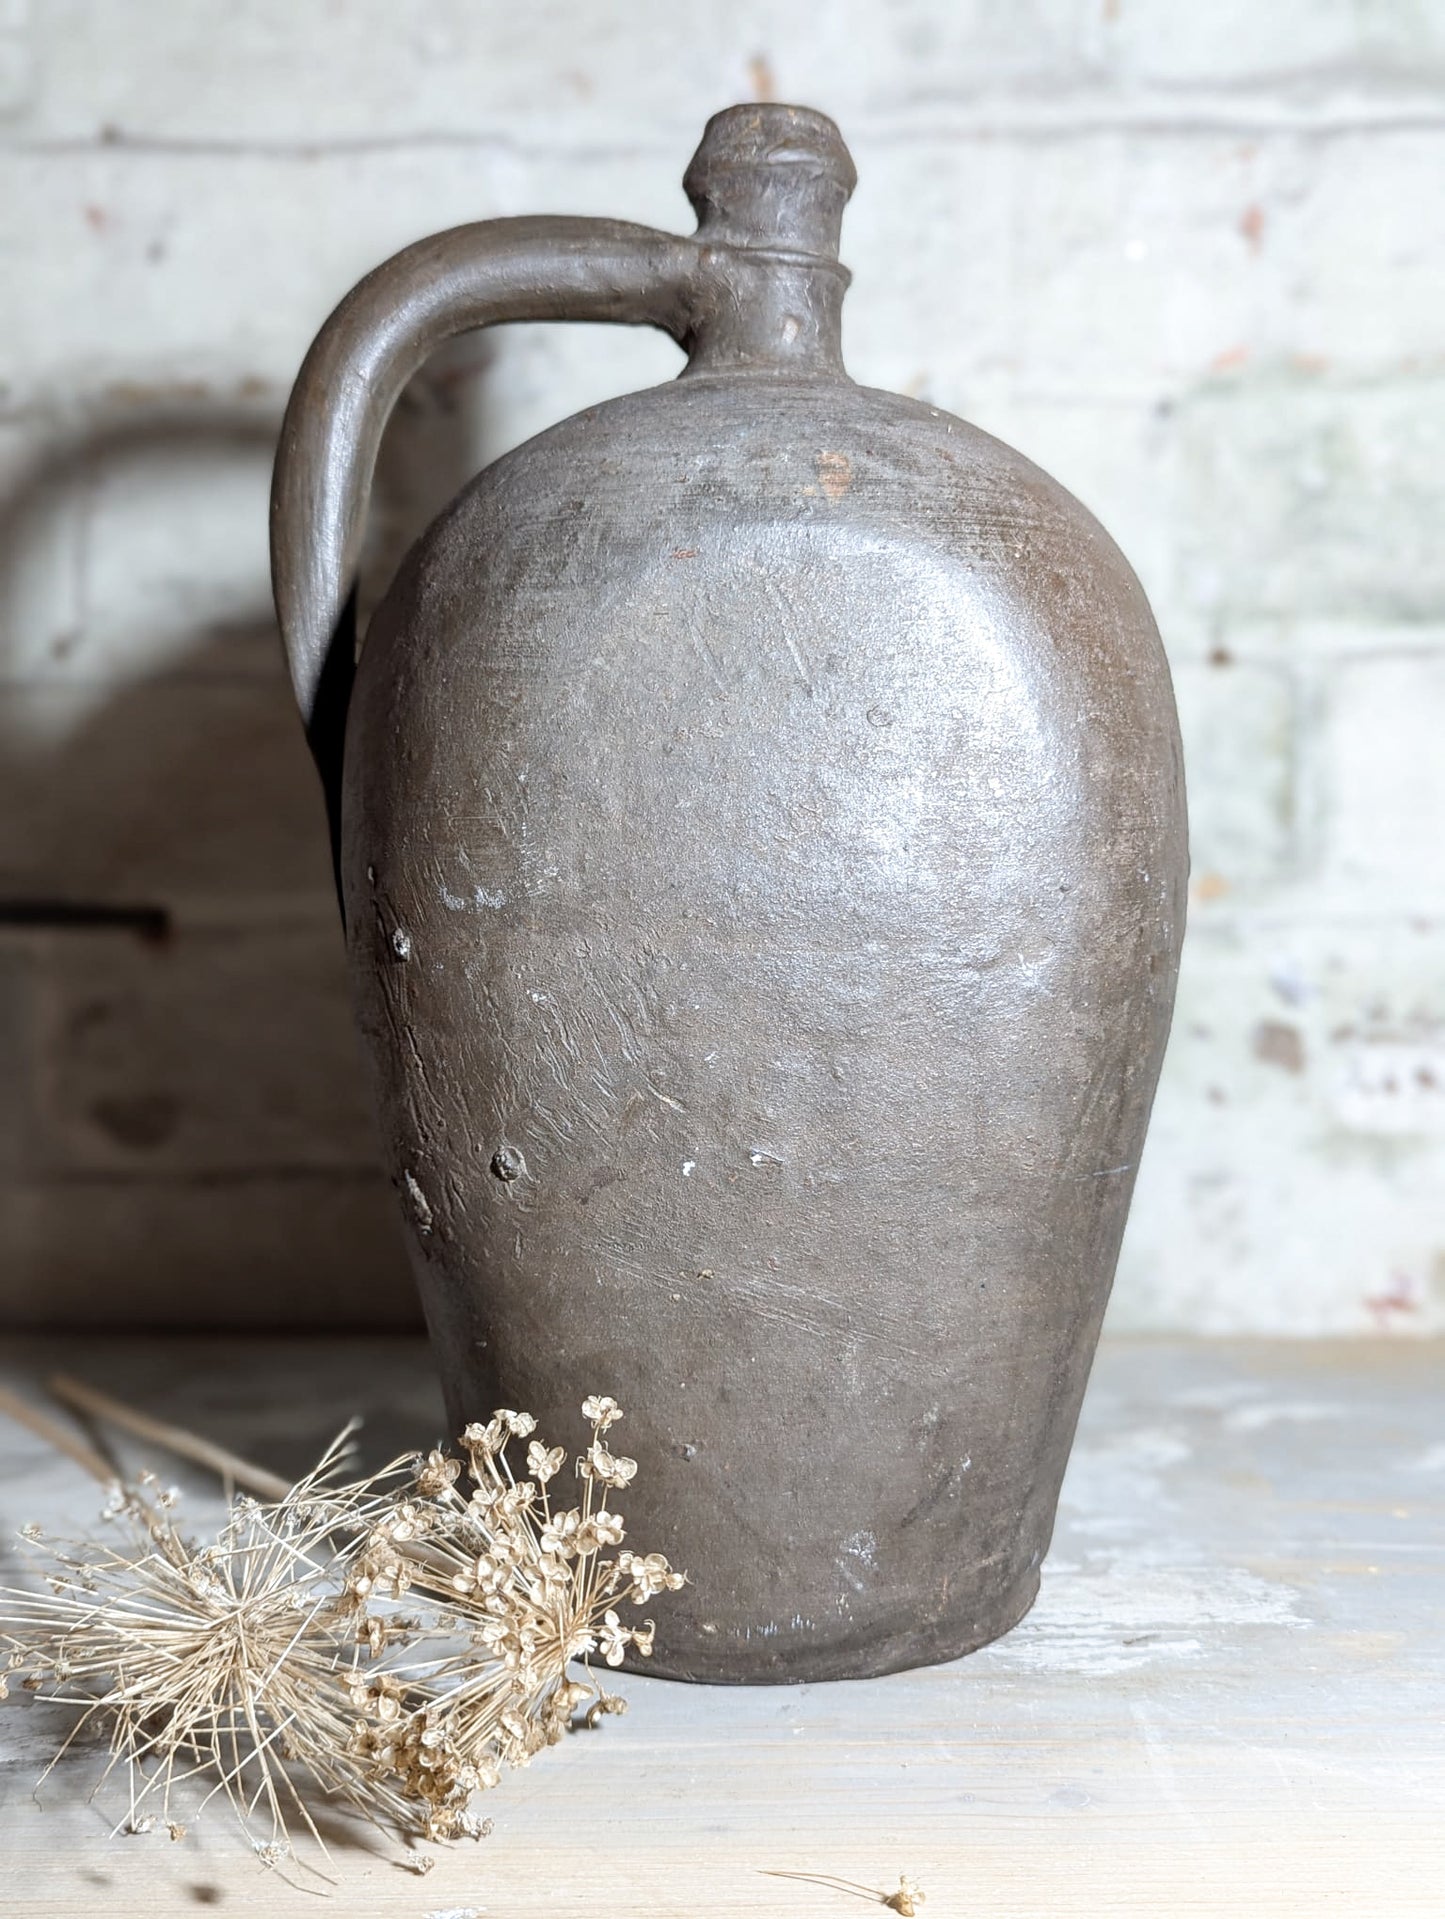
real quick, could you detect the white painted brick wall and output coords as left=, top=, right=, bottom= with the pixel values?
left=1, top=1, right=1440, bottom=1331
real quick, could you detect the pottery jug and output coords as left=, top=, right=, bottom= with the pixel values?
left=272, top=104, right=1187, bottom=1682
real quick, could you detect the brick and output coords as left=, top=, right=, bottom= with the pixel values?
left=1116, top=919, right=1445, bottom=1334
left=11, top=2, right=1445, bottom=148
left=1090, top=0, right=1445, bottom=89
left=0, top=675, right=335, bottom=915
left=1173, top=374, right=1445, bottom=620
left=8, top=128, right=1438, bottom=427
left=1007, top=133, right=1265, bottom=399
left=0, top=0, right=32, bottom=120
left=0, top=143, right=696, bottom=418
left=1172, top=659, right=1298, bottom=890
left=1277, top=133, right=1445, bottom=374
left=1005, top=129, right=1445, bottom=395
left=32, top=925, right=374, bottom=1175
left=0, top=1173, right=419, bottom=1327
left=4, top=127, right=1439, bottom=426
left=839, top=134, right=1018, bottom=402
left=8, top=2, right=1089, bottom=145
left=1, top=2, right=1440, bottom=1340
left=1319, top=655, right=1445, bottom=912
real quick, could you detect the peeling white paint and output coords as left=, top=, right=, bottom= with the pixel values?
left=1173, top=1382, right=1265, bottom=1412
left=984, top=1559, right=1303, bottom=1676
left=1223, top=1400, right=1347, bottom=1433
left=1330, top=1041, right=1445, bottom=1136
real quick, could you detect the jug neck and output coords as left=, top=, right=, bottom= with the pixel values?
left=684, top=249, right=848, bottom=379
left=679, top=103, right=854, bottom=381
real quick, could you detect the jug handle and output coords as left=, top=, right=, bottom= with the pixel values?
left=270, top=216, right=700, bottom=860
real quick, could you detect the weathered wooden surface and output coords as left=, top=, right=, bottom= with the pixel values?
left=0, top=1336, right=1440, bottom=1915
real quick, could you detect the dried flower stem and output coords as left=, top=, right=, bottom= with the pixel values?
left=2, top=1391, right=685, bottom=1871
left=761, top=1870, right=926, bottom=1915
left=2, top=1434, right=418, bottom=1882
left=339, top=1396, right=685, bottom=1839
left=0, top=1386, right=119, bottom=1489
left=47, top=1373, right=291, bottom=1501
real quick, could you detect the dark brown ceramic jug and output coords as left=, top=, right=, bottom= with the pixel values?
left=272, top=104, right=1186, bottom=1682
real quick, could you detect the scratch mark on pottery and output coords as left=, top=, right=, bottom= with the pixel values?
left=684, top=617, right=728, bottom=700
left=728, top=1276, right=932, bottom=1365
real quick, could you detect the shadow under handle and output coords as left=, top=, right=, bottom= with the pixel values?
left=269, top=215, right=702, bottom=855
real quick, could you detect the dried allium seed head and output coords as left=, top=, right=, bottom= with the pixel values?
left=345, top=1397, right=683, bottom=1827
left=579, top=1439, right=638, bottom=1489
left=416, top=1450, right=461, bottom=1497
left=1, top=1393, right=683, bottom=1866
left=0, top=1435, right=420, bottom=1873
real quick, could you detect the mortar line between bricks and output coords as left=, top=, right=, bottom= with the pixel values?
left=1185, top=908, right=1445, bottom=936
left=866, top=108, right=1445, bottom=140
left=1172, top=641, right=1445, bottom=665
left=4, top=103, right=1445, bottom=160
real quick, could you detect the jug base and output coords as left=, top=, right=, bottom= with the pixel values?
left=632, top=1564, right=1043, bottom=1686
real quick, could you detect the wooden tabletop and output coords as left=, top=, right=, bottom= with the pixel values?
left=1, top=1334, right=1440, bottom=1916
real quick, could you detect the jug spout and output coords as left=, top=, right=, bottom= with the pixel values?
left=682, top=103, right=855, bottom=380
left=684, top=103, right=857, bottom=261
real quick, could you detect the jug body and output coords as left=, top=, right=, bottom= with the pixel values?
left=274, top=106, right=1187, bottom=1682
